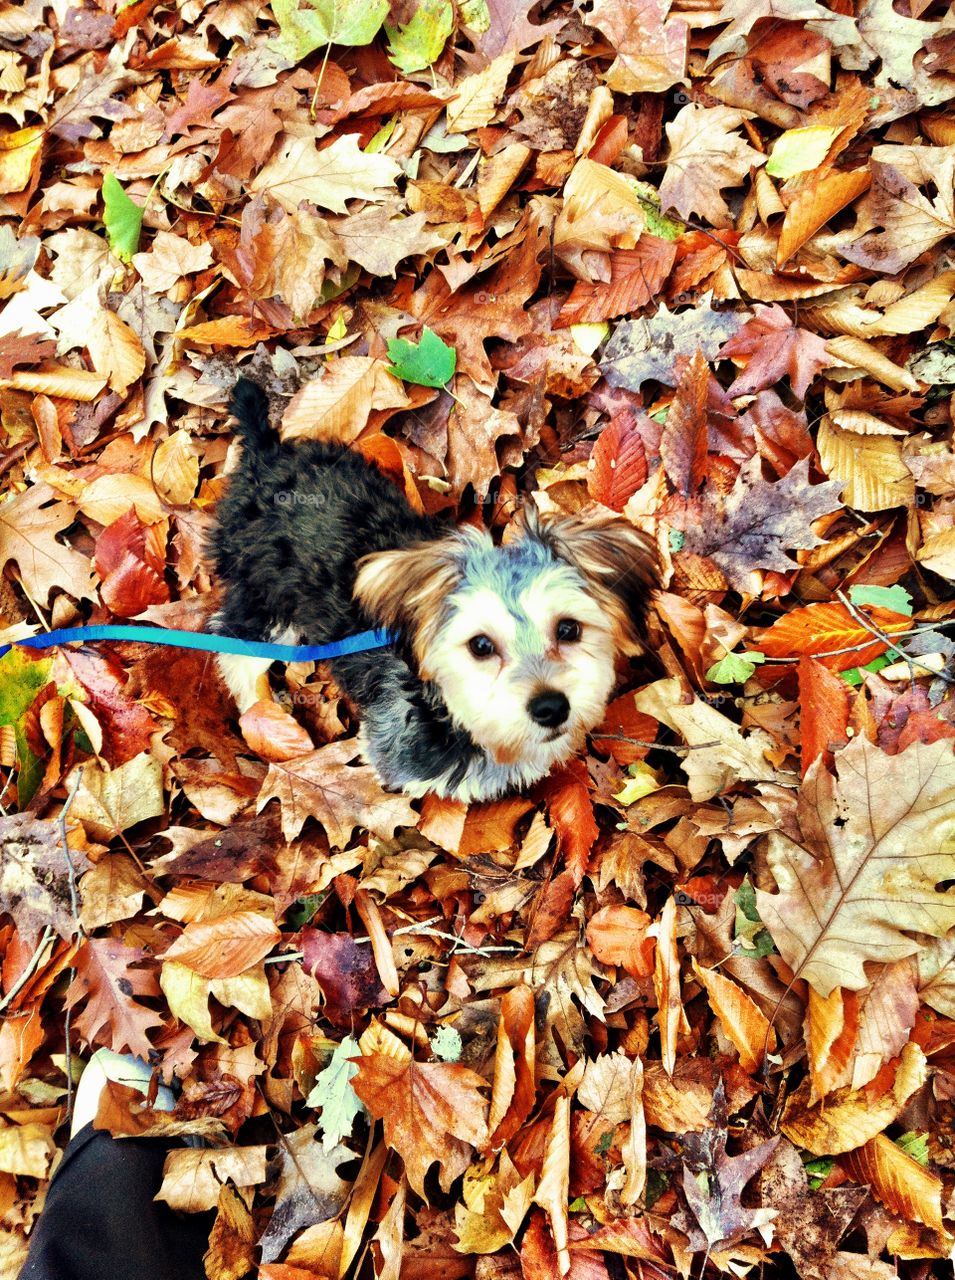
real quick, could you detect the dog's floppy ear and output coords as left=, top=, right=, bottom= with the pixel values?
left=530, top=507, right=659, bottom=655
left=353, top=538, right=462, bottom=665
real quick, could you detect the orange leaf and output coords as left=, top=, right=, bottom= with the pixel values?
left=487, top=983, right=537, bottom=1149
left=350, top=1053, right=488, bottom=1198
left=555, top=237, right=677, bottom=326
left=659, top=349, right=708, bottom=497
left=806, top=985, right=860, bottom=1099
left=239, top=699, right=314, bottom=762
left=586, top=411, right=649, bottom=513
left=842, top=1132, right=943, bottom=1230
left=162, top=910, right=281, bottom=979
left=777, top=168, right=871, bottom=266
left=539, top=761, right=597, bottom=884
left=587, top=905, right=654, bottom=977
left=592, top=689, right=658, bottom=765
left=691, top=959, right=775, bottom=1073
left=177, top=316, right=275, bottom=347
left=756, top=602, right=912, bottom=671
left=798, top=655, right=850, bottom=776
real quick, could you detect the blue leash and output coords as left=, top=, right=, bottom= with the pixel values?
left=0, top=624, right=395, bottom=663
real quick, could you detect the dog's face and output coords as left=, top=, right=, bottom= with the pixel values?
left=353, top=511, right=658, bottom=772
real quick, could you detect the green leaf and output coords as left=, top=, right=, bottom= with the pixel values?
left=733, top=877, right=776, bottom=958
left=102, top=173, right=145, bottom=263
left=668, top=528, right=685, bottom=552
left=429, top=1025, right=462, bottom=1062
left=897, top=1131, right=929, bottom=1165
left=271, top=0, right=388, bottom=62
left=306, top=1035, right=366, bottom=1151
left=848, top=583, right=913, bottom=617
left=387, top=326, right=456, bottom=387
left=840, top=653, right=892, bottom=687
left=706, top=650, right=766, bottom=685
left=385, top=0, right=453, bottom=72
left=0, top=648, right=52, bottom=807
left=628, top=178, right=684, bottom=240
left=459, top=0, right=490, bottom=32
left=803, top=1156, right=833, bottom=1190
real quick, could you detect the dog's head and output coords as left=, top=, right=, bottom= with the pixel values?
left=353, top=510, right=658, bottom=771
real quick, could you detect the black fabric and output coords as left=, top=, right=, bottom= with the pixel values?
left=21, top=1125, right=211, bottom=1280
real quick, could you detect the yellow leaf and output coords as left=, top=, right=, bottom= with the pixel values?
left=826, top=334, right=919, bottom=392
left=0, top=125, right=42, bottom=195
left=149, top=429, right=199, bottom=505
left=533, top=1094, right=571, bottom=1275
left=817, top=417, right=915, bottom=512
left=917, top=527, right=955, bottom=580
left=553, top=158, right=646, bottom=277
left=67, top=753, right=164, bottom=842
left=159, top=960, right=224, bottom=1043
left=691, top=959, right=775, bottom=1073
left=446, top=51, right=516, bottom=133
left=157, top=1146, right=268, bottom=1212
left=77, top=473, right=166, bottom=525
left=0, top=1123, right=55, bottom=1177
left=1, top=365, right=107, bottom=401
left=781, top=1042, right=926, bottom=1155
left=86, top=309, right=146, bottom=395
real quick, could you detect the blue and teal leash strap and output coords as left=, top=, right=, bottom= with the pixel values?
left=0, top=625, right=395, bottom=663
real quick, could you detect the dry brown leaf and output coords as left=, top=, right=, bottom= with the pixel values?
left=281, top=358, right=410, bottom=444
left=756, top=736, right=955, bottom=996
left=841, top=1133, right=943, bottom=1230
left=86, top=309, right=146, bottom=395
left=691, top=959, right=775, bottom=1073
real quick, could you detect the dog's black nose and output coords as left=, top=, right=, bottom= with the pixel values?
left=528, top=690, right=570, bottom=728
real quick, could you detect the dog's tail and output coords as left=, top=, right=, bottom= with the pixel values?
left=229, top=377, right=277, bottom=456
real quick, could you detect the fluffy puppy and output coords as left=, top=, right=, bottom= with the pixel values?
left=209, top=378, right=659, bottom=802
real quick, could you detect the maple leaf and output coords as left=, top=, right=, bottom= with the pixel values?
left=589, top=0, right=687, bottom=93
left=351, top=1050, right=489, bottom=1197
left=842, top=147, right=955, bottom=274
left=0, top=481, right=96, bottom=603
left=333, top=204, right=446, bottom=276
left=683, top=456, right=843, bottom=590
left=249, top=133, right=400, bottom=214
left=601, top=295, right=747, bottom=392
left=257, top=738, right=418, bottom=844
left=659, top=104, right=766, bottom=228
left=718, top=304, right=829, bottom=400
left=756, top=735, right=955, bottom=996
left=65, top=936, right=165, bottom=1057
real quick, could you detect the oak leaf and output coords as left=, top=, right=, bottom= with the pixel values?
left=659, top=104, right=765, bottom=228
left=257, top=738, right=418, bottom=844
left=683, top=456, right=843, bottom=591
left=756, top=736, right=955, bottom=996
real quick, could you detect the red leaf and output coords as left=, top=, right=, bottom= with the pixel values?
left=660, top=349, right=709, bottom=497
left=555, top=237, right=677, bottom=327
left=798, top=656, right=850, bottom=776
left=718, top=304, right=829, bottom=401
left=587, top=411, right=649, bottom=511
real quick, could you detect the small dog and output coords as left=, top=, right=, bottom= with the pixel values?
left=209, top=378, right=659, bottom=802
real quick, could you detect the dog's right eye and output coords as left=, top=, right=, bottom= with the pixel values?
left=468, top=634, right=497, bottom=659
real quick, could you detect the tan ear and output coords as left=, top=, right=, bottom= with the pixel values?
left=353, top=538, right=463, bottom=665
left=535, top=509, right=659, bottom=654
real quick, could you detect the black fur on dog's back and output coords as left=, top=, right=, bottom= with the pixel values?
left=209, top=377, right=439, bottom=651
left=208, top=379, right=479, bottom=786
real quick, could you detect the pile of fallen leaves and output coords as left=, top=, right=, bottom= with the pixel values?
left=2, top=0, right=955, bottom=1274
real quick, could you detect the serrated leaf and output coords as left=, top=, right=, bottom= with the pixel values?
left=307, top=1036, right=366, bottom=1151
left=102, top=173, right=144, bottom=263
left=385, top=0, right=454, bottom=72
left=386, top=326, right=456, bottom=387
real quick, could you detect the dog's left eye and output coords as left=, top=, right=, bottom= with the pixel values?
left=468, top=634, right=497, bottom=659
left=556, top=619, right=582, bottom=643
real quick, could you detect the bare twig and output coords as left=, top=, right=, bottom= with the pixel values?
left=59, top=767, right=86, bottom=1126
left=0, top=926, right=56, bottom=1014
left=836, top=591, right=955, bottom=686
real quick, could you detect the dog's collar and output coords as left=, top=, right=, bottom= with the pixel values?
left=0, top=625, right=396, bottom=663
